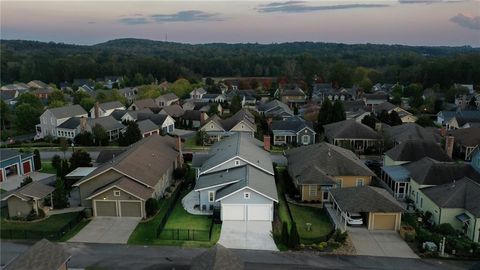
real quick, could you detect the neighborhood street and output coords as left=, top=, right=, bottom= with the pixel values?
left=1, top=241, right=476, bottom=270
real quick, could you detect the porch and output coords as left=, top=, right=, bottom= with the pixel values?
left=380, top=166, right=410, bottom=200
left=181, top=190, right=213, bottom=215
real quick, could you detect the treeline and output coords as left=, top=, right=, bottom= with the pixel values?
left=1, top=39, right=479, bottom=89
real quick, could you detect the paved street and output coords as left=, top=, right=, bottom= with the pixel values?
left=1, top=241, right=476, bottom=270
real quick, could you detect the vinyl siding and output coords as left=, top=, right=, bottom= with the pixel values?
left=220, top=187, right=273, bottom=204
left=78, top=169, right=123, bottom=208
left=7, top=196, right=32, bottom=217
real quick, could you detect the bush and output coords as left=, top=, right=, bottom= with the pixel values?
left=173, top=167, right=187, bottom=180
left=281, top=221, right=289, bottom=246
left=20, top=176, right=33, bottom=187
left=145, top=198, right=159, bottom=217
left=333, top=229, right=348, bottom=244
left=288, top=221, right=300, bottom=249
left=433, top=223, right=457, bottom=236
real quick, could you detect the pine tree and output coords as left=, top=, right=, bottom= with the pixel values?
left=53, top=177, right=68, bottom=209
left=332, top=100, right=346, bottom=122
left=33, top=149, right=42, bottom=170
left=288, top=221, right=300, bottom=248
left=281, top=221, right=289, bottom=246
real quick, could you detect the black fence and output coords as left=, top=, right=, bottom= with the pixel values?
left=0, top=211, right=84, bottom=240
left=155, top=181, right=186, bottom=238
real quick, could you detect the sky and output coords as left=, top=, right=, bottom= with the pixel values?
left=1, top=0, right=479, bottom=47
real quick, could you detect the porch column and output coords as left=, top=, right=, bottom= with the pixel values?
left=33, top=199, right=39, bottom=215
left=50, top=193, right=54, bottom=210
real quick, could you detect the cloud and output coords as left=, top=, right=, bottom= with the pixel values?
left=151, top=10, right=223, bottom=22
left=256, top=1, right=390, bottom=13
left=118, top=17, right=149, bottom=25
left=398, top=0, right=466, bottom=3
left=87, top=21, right=96, bottom=24
left=450, top=13, right=480, bottom=30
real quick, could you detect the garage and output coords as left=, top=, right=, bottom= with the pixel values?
left=120, top=201, right=142, bottom=217
left=222, top=204, right=245, bottom=220
left=247, top=204, right=271, bottom=221
left=22, top=161, right=31, bottom=174
left=371, top=213, right=398, bottom=230
left=95, top=201, right=117, bottom=216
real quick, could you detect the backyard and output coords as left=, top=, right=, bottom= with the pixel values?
left=39, top=161, right=56, bottom=174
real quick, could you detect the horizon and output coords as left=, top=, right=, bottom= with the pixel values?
left=1, top=1, right=480, bottom=47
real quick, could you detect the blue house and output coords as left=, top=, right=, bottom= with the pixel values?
left=0, top=149, right=35, bottom=182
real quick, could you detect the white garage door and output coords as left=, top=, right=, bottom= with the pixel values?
left=222, top=204, right=245, bottom=220
left=247, top=205, right=271, bottom=221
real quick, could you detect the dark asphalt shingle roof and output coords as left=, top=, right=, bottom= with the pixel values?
left=48, top=104, right=87, bottom=119
left=194, top=166, right=245, bottom=190
left=2, top=181, right=55, bottom=201
left=330, top=186, right=404, bottom=213
left=384, top=123, right=440, bottom=144
left=447, top=128, right=480, bottom=147
left=95, top=149, right=126, bottom=164
left=98, top=101, right=125, bottom=110
left=385, top=140, right=451, bottom=162
left=136, top=113, right=169, bottom=127
left=137, top=119, right=159, bottom=134
left=324, top=119, right=380, bottom=140
left=271, top=116, right=314, bottom=133
left=3, top=239, right=71, bottom=270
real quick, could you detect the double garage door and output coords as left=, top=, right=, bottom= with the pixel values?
left=221, top=204, right=272, bottom=221
left=95, top=200, right=142, bottom=217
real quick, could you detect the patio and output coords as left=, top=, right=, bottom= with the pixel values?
left=181, top=190, right=212, bottom=215
left=0, top=171, right=56, bottom=191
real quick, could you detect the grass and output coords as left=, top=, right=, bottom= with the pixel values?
left=1, top=212, right=80, bottom=231
left=39, top=161, right=56, bottom=174
left=163, top=198, right=212, bottom=230
left=289, top=204, right=333, bottom=244
left=184, top=135, right=210, bottom=150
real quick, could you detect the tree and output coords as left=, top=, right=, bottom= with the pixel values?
left=48, top=100, right=65, bottom=108
left=15, top=103, right=41, bottom=133
left=92, top=124, right=109, bottom=146
left=94, top=82, right=104, bottom=90
left=133, top=73, right=144, bottom=86
left=0, top=100, right=11, bottom=131
left=196, top=130, right=208, bottom=146
left=230, top=95, right=242, bottom=114
left=69, top=150, right=92, bottom=171
left=145, top=198, right=159, bottom=217
left=377, top=110, right=390, bottom=124
left=293, top=105, right=299, bottom=115
left=468, top=96, right=478, bottom=109
left=208, top=104, right=219, bottom=115
left=48, top=90, right=65, bottom=105
left=331, top=100, right=346, bottom=122
left=74, top=131, right=94, bottom=146
left=73, top=91, right=90, bottom=104
left=119, top=121, right=142, bottom=146
left=79, top=97, right=95, bottom=111
left=59, top=138, right=69, bottom=159
left=170, top=78, right=192, bottom=98
left=57, top=159, right=71, bottom=179
left=281, top=221, right=289, bottom=246
left=33, top=149, right=42, bottom=170
left=388, top=111, right=403, bottom=126
left=416, top=116, right=435, bottom=127
left=52, top=177, right=68, bottom=209
left=20, top=176, right=33, bottom=187
left=16, top=92, right=43, bottom=111
left=317, top=99, right=333, bottom=132
left=361, top=114, right=377, bottom=130
left=52, top=154, right=61, bottom=171
left=288, top=222, right=300, bottom=248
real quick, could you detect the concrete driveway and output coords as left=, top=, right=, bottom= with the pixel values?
left=69, top=217, right=140, bottom=244
left=218, top=221, right=278, bottom=251
left=348, top=227, right=418, bottom=258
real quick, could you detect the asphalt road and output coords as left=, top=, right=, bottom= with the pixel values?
left=1, top=241, right=477, bottom=270
left=39, top=151, right=100, bottom=160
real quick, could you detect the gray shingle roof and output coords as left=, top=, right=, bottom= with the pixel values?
left=384, top=123, right=440, bottom=144
left=324, top=119, right=380, bottom=140
left=48, top=104, right=87, bottom=119
left=95, top=149, right=126, bottom=164
left=182, top=110, right=203, bottom=121
left=194, top=166, right=245, bottom=190
left=3, top=239, right=71, bottom=270
left=136, top=119, right=159, bottom=134
left=157, top=93, right=179, bottom=102
left=421, top=177, right=480, bottom=217
left=257, top=99, right=293, bottom=115
left=161, top=104, right=185, bottom=118
left=88, top=116, right=124, bottom=131
left=2, top=181, right=55, bottom=201
left=98, top=101, right=125, bottom=110
left=136, top=113, right=169, bottom=127
left=385, top=140, right=451, bottom=162
left=191, top=244, right=244, bottom=270
left=131, top=98, right=157, bottom=110
left=447, top=128, right=480, bottom=147
left=330, top=186, right=404, bottom=213
left=286, top=142, right=375, bottom=185
left=88, top=176, right=153, bottom=200
left=0, top=149, right=22, bottom=161
left=271, top=116, right=314, bottom=134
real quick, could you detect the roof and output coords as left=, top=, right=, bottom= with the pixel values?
left=88, top=116, right=125, bottom=131
left=95, top=149, right=126, bottom=164
left=279, top=86, right=305, bottom=97
left=131, top=98, right=157, bottom=110
left=385, top=140, right=451, bottom=162
left=28, top=80, right=50, bottom=89
left=0, top=90, right=17, bottom=100
left=404, top=157, right=480, bottom=186
left=362, top=91, right=389, bottom=100
left=202, top=109, right=256, bottom=132
left=190, top=87, right=207, bottom=95
left=381, top=165, right=411, bottom=182
left=137, top=119, right=159, bottom=134
left=194, top=166, right=245, bottom=190
left=76, top=135, right=180, bottom=188
left=324, top=119, right=380, bottom=140
left=257, top=99, right=293, bottom=115
left=271, top=116, right=314, bottom=133
left=98, top=101, right=125, bottom=111
left=110, top=109, right=128, bottom=121
left=330, top=186, right=404, bottom=213
left=87, top=176, right=153, bottom=200
left=136, top=113, right=169, bottom=127
left=286, top=142, right=375, bottom=185
left=47, top=104, right=87, bottom=119
left=3, top=239, right=71, bottom=270
left=190, top=244, right=244, bottom=270
left=2, top=181, right=55, bottom=201
left=215, top=165, right=278, bottom=202
left=452, top=111, right=480, bottom=126
left=447, top=128, right=480, bottom=147
left=182, top=110, right=203, bottom=121
left=161, top=104, right=185, bottom=117
left=421, top=177, right=480, bottom=217
left=157, top=93, right=179, bottom=102
left=65, top=167, right=97, bottom=178
left=384, top=123, right=440, bottom=144
left=343, top=100, right=366, bottom=112
left=199, top=133, right=273, bottom=175
left=0, top=149, right=24, bottom=161
left=374, top=101, right=397, bottom=112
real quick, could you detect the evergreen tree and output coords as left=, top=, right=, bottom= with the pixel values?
left=52, top=177, right=68, bottom=209
left=52, top=154, right=61, bottom=171
left=20, top=176, right=33, bottom=187
left=317, top=99, right=333, bottom=132
left=119, top=121, right=142, bottom=146
left=33, top=149, right=42, bottom=170
left=230, top=95, right=242, bottom=114
left=92, top=124, right=109, bottom=146
left=361, top=114, right=377, bottom=130
left=69, top=150, right=92, bottom=171
left=281, top=221, right=289, bottom=246
left=388, top=111, right=403, bottom=126
left=288, top=221, right=300, bottom=248
left=332, top=100, right=346, bottom=122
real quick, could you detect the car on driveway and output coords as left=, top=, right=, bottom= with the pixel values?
left=344, top=212, right=363, bottom=226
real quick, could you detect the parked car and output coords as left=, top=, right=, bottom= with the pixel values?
left=344, top=212, right=363, bottom=226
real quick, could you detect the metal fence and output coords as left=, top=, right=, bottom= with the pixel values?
left=159, top=228, right=211, bottom=241
left=155, top=182, right=186, bottom=238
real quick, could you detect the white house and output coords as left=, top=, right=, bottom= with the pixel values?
left=35, top=105, right=88, bottom=139
left=90, top=101, right=125, bottom=118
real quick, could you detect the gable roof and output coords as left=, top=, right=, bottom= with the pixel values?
left=421, top=177, right=480, bottom=217
left=286, top=142, right=374, bottom=185
left=131, top=98, right=157, bottom=110
left=182, top=110, right=204, bottom=121
left=258, top=99, right=293, bottom=114
left=98, top=101, right=125, bottom=111
left=75, top=135, right=180, bottom=188
left=160, top=104, right=185, bottom=117
left=384, top=123, right=440, bottom=144
left=374, top=101, right=397, bottom=112
left=190, top=87, right=207, bottom=95
left=202, top=109, right=256, bottom=132
left=86, top=176, right=153, bottom=200
left=3, top=239, right=71, bottom=270
left=330, top=186, right=404, bottom=213
left=2, top=181, right=55, bottom=201
left=385, top=140, right=451, bottom=162
left=137, top=119, right=159, bottom=134
left=47, top=104, right=87, bottom=119
left=324, top=119, right=380, bottom=140
left=447, top=128, right=480, bottom=147
left=95, top=149, right=126, bottom=164
left=88, top=115, right=125, bottom=131
left=136, top=113, right=169, bottom=127
left=157, top=93, right=179, bottom=102
left=271, top=116, right=314, bottom=133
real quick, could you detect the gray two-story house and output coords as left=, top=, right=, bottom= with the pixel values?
left=271, top=116, right=316, bottom=146
left=35, top=105, right=88, bottom=140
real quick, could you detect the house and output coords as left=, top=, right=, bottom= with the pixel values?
left=0, top=149, right=35, bottom=183
left=0, top=90, right=19, bottom=105
left=118, top=87, right=138, bottom=102
left=373, top=101, right=417, bottom=123
left=445, top=111, right=480, bottom=130
left=202, top=93, right=226, bottom=103
left=77, top=84, right=95, bottom=94
left=200, top=109, right=256, bottom=143
left=383, top=140, right=451, bottom=167
left=383, top=123, right=440, bottom=145
left=436, top=110, right=480, bottom=127
left=311, top=83, right=335, bottom=101
left=110, top=108, right=153, bottom=122
left=454, top=83, right=475, bottom=94
left=181, top=110, right=208, bottom=128
left=90, top=101, right=125, bottom=118
left=159, top=104, right=185, bottom=119
left=35, top=105, right=88, bottom=139
left=137, top=119, right=160, bottom=137
left=128, top=98, right=158, bottom=111
left=183, top=101, right=224, bottom=116
left=329, top=186, right=404, bottom=231
left=271, top=116, right=316, bottom=145
left=156, top=93, right=179, bottom=107
left=275, top=86, right=307, bottom=107
left=285, top=142, right=375, bottom=202
left=56, top=116, right=125, bottom=141
left=192, top=133, right=278, bottom=221
left=362, top=91, right=389, bottom=111
left=1, top=83, right=30, bottom=92
left=2, top=239, right=71, bottom=270
left=73, top=135, right=183, bottom=218
left=224, top=89, right=258, bottom=107
left=136, top=113, right=175, bottom=134
left=344, top=100, right=368, bottom=121
left=2, top=181, right=54, bottom=217
left=418, top=177, right=480, bottom=243
left=33, top=87, right=54, bottom=100
left=323, top=119, right=381, bottom=153
left=73, top=78, right=95, bottom=88
left=380, top=165, right=411, bottom=199
left=191, top=244, right=244, bottom=270
left=27, top=80, right=50, bottom=89
left=447, top=128, right=480, bottom=160
left=190, top=88, right=208, bottom=100
left=102, top=76, right=122, bottom=89
left=257, top=99, right=293, bottom=120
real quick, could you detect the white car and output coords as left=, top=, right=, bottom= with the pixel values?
left=344, top=212, right=363, bottom=226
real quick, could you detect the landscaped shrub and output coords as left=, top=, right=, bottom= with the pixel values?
left=173, top=167, right=187, bottom=180
left=333, top=229, right=348, bottom=244
left=288, top=221, right=300, bottom=248
left=20, top=176, right=33, bottom=187
left=433, top=223, right=457, bottom=236
left=145, top=198, right=159, bottom=217
left=281, top=221, right=289, bottom=246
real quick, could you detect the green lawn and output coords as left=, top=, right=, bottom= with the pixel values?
left=164, top=199, right=212, bottom=230
left=39, top=161, right=56, bottom=174
left=289, top=204, right=333, bottom=244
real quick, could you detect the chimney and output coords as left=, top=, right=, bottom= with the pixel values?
left=200, top=112, right=206, bottom=125
left=445, top=136, right=454, bottom=158
left=94, top=102, right=100, bottom=119
left=80, top=117, right=87, bottom=132
left=263, top=135, right=271, bottom=152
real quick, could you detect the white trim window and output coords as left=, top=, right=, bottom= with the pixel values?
left=244, top=192, right=250, bottom=199
left=356, top=178, right=364, bottom=187
left=302, top=135, right=310, bottom=145
left=208, top=191, right=215, bottom=202
left=336, top=178, right=343, bottom=188
left=114, top=190, right=121, bottom=197
left=235, top=160, right=240, bottom=166
left=309, top=185, right=317, bottom=197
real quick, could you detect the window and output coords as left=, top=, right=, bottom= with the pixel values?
left=302, top=135, right=310, bottom=145
left=309, top=185, right=317, bottom=197
left=322, top=191, right=329, bottom=201
left=210, top=124, right=214, bottom=129
left=113, top=190, right=121, bottom=197
left=235, top=160, right=240, bottom=166
left=356, top=178, right=364, bottom=187
left=208, top=191, right=215, bottom=202
left=244, top=192, right=250, bottom=199
left=336, top=178, right=343, bottom=188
